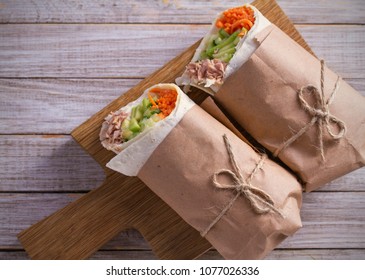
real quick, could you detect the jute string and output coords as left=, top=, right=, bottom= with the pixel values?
left=273, top=60, right=346, bottom=161
left=201, top=134, right=283, bottom=237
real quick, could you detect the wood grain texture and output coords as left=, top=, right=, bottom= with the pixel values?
left=4, top=192, right=365, bottom=250
left=0, top=135, right=104, bottom=191
left=0, top=0, right=363, bottom=24
left=16, top=40, right=210, bottom=260
left=0, top=78, right=363, bottom=134
left=297, top=25, right=365, bottom=79
left=0, top=135, right=364, bottom=192
left=17, top=175, right=212, bottom=259
left=0, top=78, right=141, bottom=134
left=16, top=0, right=319, bottom=260
left=0, top=24, right=204, bottom=78
left=1, top=249, right=365, bottom=260
left=0, top=0, right=364, bottom=261
left=0, top=25, right=363, bottom=78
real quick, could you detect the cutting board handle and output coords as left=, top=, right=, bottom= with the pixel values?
left=18, top=173, right=211, bottom=259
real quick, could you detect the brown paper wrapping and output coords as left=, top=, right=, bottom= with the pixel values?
left=137, top=105, right=302, bottom=259
left=200, top=97, right=252, bottom=147
left=215, top=25, right=365, bottom=192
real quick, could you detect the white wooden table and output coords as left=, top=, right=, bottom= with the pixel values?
left=0, top=0, right=364, bottom=259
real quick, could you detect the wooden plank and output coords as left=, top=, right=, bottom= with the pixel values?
left=0, top=24, right=204, bottom=78
left=16, top=175, right=211, bottom=259
left=297, top=25, right=365, bottom=79
left=0, top=0, right=363, bottom=24
left=0, top=135, right=364, bottom=192
left=12, top=0, right=363, bottom=260
left=0, top=135, right=104, bottom=192
left=317, top=168, right=365, bottom=192
left=1, top=249, right=365, bottom=260
left=0, top=193, right=81, bottom=250
left=3, top=192, right=364, bottom=250
left=1, top=78, right=363, bottom=135
left=0, top=78, right=141, bottom=134
left=12, top=17, right=223, bottom=260
left=279, top=0, right=365, bottom=25
left=280, top=192, right=365, bottom=249
left=0, top=25, right=363, bottom=78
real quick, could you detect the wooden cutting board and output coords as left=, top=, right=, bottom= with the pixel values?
left=18, top=0, right=313, bottom=260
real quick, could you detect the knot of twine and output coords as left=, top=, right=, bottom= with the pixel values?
left=273, top=60, right=346, bottom=161
left=201, top=134, right=283, bottom=237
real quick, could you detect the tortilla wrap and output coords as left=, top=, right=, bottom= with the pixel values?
left=176, top=4, right=271, bottom=95
left=100, top=83, right=195, bottom=175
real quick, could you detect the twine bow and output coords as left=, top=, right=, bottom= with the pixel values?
left=201, top=134, right=283, bottom=237
left=274, top=60, right=346, bottom=161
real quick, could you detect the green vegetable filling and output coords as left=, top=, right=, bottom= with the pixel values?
left=200, top=28, right=246, bottom=63
left=121, top=97, right=161, bottom=142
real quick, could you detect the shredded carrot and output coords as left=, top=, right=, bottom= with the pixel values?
left=215, top=5, right=255, bottom=36
left=148, top=92, right=158, bottom=109
left=148, top=87, right=178, bottom=118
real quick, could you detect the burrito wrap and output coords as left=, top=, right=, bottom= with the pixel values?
left=176, top=4, right=271, bottom=95
left=104, top=84, right=194, bottom=175
left=137, top=105, right=302, bottom=259
left=215, top=25, right=365, bottom=191
left=107, top=102, right=302, bottom=259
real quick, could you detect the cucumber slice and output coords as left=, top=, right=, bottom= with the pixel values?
left=206, top=30, right=240, bottom=56
left=143, top=108, right=160, bottom=118
left=139, top=118, right=155, bottom=130
left=121, top=119, right=130, bottom=130
left=131, top=106, right=137, bottom=118
left=143, top=108, right=152, bottom=118
left=218, top=28, right=230, bottom=38
left=204, top=34, right=219, bottom=57
left=219, top=42, right=236, bottom=53
left=142, top=98, right=151, bottom=110
left=214, top=37, right=223, bottom=45
left=134, top=105, right=143, bottom=121
left=219, top=53, right=234, bottom=63
left=129, top=118, right=141, bottom=133
left=217, top=30, right=240, bottom=47
left=213, top=47, right=236, bottom=59
left=208, top=34, right=218, bottom=45
left=122, top=129, right=133, bottom=141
